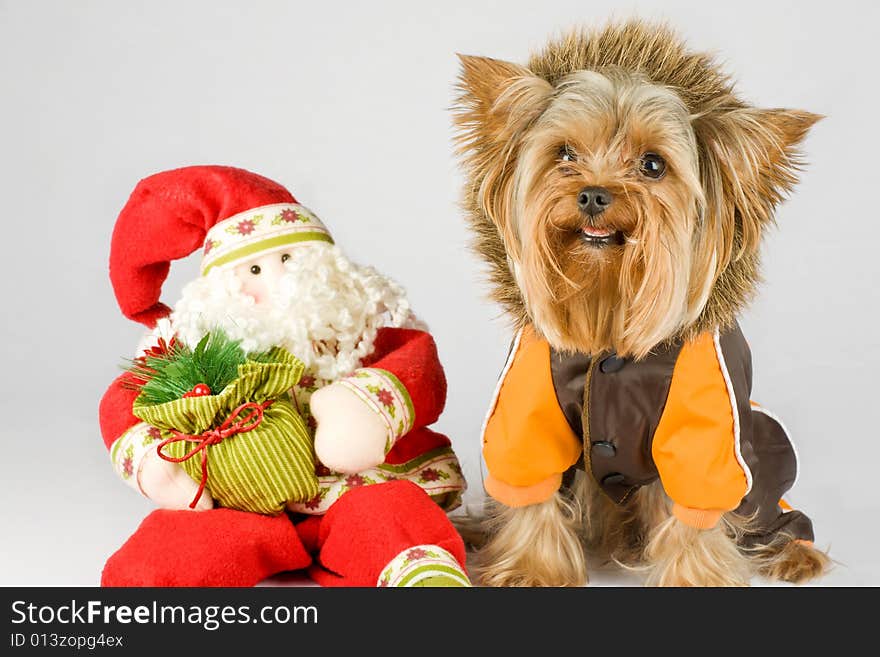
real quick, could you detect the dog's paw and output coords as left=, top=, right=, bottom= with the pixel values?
left=758, top=540, right=830, bottom=584
left=476, top=496, right=588, bottom=587
left=645, top=517, right=750, bottom=587
left=649, top=562, right=749, bottom=587
left=477, top=562, right=588, bottom=587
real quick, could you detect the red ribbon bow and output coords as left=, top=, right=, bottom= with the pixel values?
left=155, top=400, right=274, bottom=509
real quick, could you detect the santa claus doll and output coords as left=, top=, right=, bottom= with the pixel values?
left=99, top=165, right=469, bottom=587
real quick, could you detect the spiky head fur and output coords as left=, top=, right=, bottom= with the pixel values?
left=454, top=20, right=819, bottom=357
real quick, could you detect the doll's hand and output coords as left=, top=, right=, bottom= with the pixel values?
left=138, top=447, right=214, bottom=511
left=311, top=382, right=389, bottom=474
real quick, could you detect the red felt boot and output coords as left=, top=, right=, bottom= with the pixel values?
left=307, top=480, right=467, bottom=587
left=101, top=508, right=311, bottom=587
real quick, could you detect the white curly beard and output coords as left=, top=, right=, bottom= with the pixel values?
left=164, top=243, right=423, bottom=380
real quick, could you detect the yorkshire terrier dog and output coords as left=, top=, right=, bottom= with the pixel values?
left=454, top=21, right=830, bottom=586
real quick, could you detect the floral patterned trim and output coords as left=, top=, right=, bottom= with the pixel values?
left=109, top=422, right=162, bottom=496
left=200, top=203, right=333, bottom=275
left=287, top=447, right=465, bottom=515
left=378, top=545, right=470, bottom=587
left=337, top=368, right=415, bottom=452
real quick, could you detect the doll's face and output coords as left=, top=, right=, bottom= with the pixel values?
left=233, top=251, right=292, bottom=305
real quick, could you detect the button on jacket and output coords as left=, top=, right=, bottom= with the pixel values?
left=481, top=323, right=813, bottom=543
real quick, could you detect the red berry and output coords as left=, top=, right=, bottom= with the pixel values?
left=183, top=383, right=212, bottom=398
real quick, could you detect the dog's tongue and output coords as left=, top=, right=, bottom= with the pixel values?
left=582, top=226, right=614, bottom=238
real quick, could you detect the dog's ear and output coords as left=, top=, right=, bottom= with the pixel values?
left=694, top=107, right=822, bottom=260
left=454, top=55, right=553, bottom=255
left=454, top=55, right=552, bottom=137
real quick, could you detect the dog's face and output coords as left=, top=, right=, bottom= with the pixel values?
left=510, top=69, right=704, bottom=357
left=455, top=40, right=818, bottom=358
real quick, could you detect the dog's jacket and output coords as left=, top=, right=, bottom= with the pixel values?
left=481, top=323, right=814, bottom=544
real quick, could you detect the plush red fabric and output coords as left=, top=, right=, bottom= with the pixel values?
left=110, top=166, right=296, bottom=328
left=101, top=509, right=311, bottom=587
left=364, top=327, right=447, bottom=430
left=294, top=515, right=323, bottom=554
left=100, top=485, right=466, bottom=587
left=384, top=426, right=451, bottom=466
left=305, top=481, right=466, bottom=587
left=99, top=373, right=142, bottom=450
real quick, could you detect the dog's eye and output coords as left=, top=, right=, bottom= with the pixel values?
left=639, top=152, right=666, bottom=179
left=250, top=265, right=261, bottom=275
left=558, top=145, right=576, bottom=162
left=281, top=253, right=290, bottom=263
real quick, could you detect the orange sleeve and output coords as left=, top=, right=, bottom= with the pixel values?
left=652, top=330, right=750, bottom=528
left=481, top=326, right=582, bottom=507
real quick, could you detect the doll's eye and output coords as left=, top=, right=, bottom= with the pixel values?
left=281, top=253, right=290, bottom=263
left=639, top=152, right=666, bottom=179
left=558, top=145, right=576, bottom=162
left=250, top=265, right=261, bottom=275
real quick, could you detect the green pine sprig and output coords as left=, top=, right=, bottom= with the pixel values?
left=126, top=331, right=271, bottom=405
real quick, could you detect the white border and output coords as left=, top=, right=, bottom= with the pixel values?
left=751, top=403, right=800, bottom=493
left=478, top=327, right=525, bottom=444
left=478, top=327, right=524, bottom=492
left=713, top=328, right=754, bottom=495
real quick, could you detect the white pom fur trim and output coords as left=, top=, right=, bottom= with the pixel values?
left=169, top=243, right=421, bottom=380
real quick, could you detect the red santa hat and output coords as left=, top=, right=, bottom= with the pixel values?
left=110, top=165, right=333, bottom=327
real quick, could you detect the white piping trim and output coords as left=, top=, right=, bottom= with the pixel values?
left=713, top=329, right=753, bottom=495
left=751, top=404, right=799, bottom=492
left=478, top=328, right=524, bottom=494
left=479, top=327, right=525, bottom=447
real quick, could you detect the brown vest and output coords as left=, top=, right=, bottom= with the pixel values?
left=548, top=323, right=813, bottom=545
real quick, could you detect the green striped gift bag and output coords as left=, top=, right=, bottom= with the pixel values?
left=132, top=347, right=318, bottom=515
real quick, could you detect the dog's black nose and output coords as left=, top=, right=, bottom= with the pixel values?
left=577, top=186, right=613, bottom=216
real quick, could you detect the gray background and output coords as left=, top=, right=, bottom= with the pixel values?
left=1, top=0, right=877, bottom=586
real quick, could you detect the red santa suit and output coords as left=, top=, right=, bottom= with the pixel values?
left=98, top=166, right=468, bottom=587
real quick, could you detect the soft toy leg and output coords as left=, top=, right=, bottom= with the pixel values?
left=101, top=508, right=311, bottom=587
left=308, top=480, right=469, bottom=587
left=294, top=515, right=323, bottom=554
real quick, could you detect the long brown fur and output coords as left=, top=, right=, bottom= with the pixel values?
left=454, top=20, right=820, bottom=347
left=454, top=20, right=828, bottom=585
left=474, top=494, right=588, bottom=587
left=752, top=537, right=832, bottom=583
left=471, top=480, right=830, bottom=586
